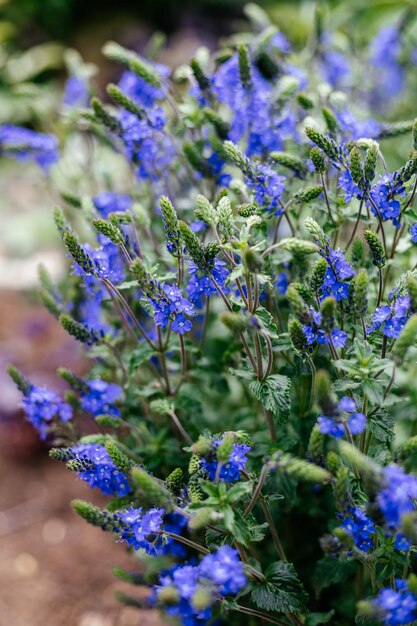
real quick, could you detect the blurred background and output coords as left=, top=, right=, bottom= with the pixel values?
left=0, top=0, right=416, bottom=624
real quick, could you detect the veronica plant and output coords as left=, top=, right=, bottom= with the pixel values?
left=6, top=5, right=417, bottom=626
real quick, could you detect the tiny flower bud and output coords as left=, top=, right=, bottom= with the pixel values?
left=316, top=370, right=335, bottom=417
left=310, top=147, right=326, bottom=174
left=165, top=468, right=183, bottom=495
left=320, top=296, right=336, bottom=332
left=363, top=230, right=385, bottom=268
left=289, top=318, right=309, bottom=356
left=191, top=586, right=213, bottom=611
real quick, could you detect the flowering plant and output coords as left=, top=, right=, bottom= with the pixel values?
left=6, top=5, right=417, bottom=625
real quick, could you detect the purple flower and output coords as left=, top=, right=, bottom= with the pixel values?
left=22, top=386, right=72, bottom=440
left=372, top=581, right=417, bottom=625
left=0, top=124, right=59, bottom=170
left=80, top=379, right=122, bottom=417
left=70, top=443, right=131, bottom=496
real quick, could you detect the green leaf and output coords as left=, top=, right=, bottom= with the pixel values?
left=368, top=408, right=394, bottom=444
left=250, top=561, right=308, bottom=614
left=250, top=374, right=291, bottom=425
left=312, top=557, right=356, bottom=596
left=305, top=610, right=335, bottom=626
left=255, top=306, right=280, bottom=338
left=227, top=481, right=253, bottom=503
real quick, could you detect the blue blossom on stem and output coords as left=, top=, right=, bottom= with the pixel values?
left=371, top=580, right=417, bottom=626
left=70, top=443, right=131, bottom=496
left=119, top=506, right=165, bottom=551
left=80, top=379, right=122, bottom=417
left=93, top=192, right=132, bottom=218
left=0, top=124, right=59, bottom=170
left=22, top=385, right=72, bottom=440
left=368, top=174, right=404, bottom=228
left=368, top=295, right=410, bottom=338
left=340, top=506, right=375, bottom=552
left=318, top=396, right=366, bottom=439
left=201, top=437, right=251, bottom=483
left=187, top=259, right=229, bottom=307
left=410, top=223, right=417, bottom=243
left=303, top=309, right=347, bottom=349
left=246, top=164, right=286, bottom=214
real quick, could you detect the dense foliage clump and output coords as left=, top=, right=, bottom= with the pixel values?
left=6, top=5, right=417, bottom=625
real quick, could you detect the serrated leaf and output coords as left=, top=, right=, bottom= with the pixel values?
left=255, top=306, right=280, bottom=338
left=368, top=408, right=394, bottom=444
left=250, top=561, right=308, bottom=614
left=227, top=481, right=253, bottom=503
left=312, top=557, right=356, bottom=596
left=250, top=374, right=291, bottom=425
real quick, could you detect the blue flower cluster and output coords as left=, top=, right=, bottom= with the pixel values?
left=187, top=259, right=229, bottom=308
left=368, top=173, right=405, bottom=228
left=340, top=506, right=375, bottom=552
left=80, top=379, right=122, bottom=417
left=69, top=443, right=131, bottom=496
left=310, top=231, right=355, bottom=302
left=318, top=396, right=366, bottom=439
left=93, top=192, right=132, bottom=218
left=377, top=465, right=417, bottom=533
left=245, top=164, right=286, bottom=214
left=0, top=124, right=59, bottom=170
left=151, top=283, right=194, bottom=335
left=201, top=437, right=251, bottom=483
left=368, top=294, right=410, bottom=339
left=303, top=309, right=347, bottom=349
left=154, top=545, right=246, bottom=625
left=372, top=580, right=417, bottom=626
left=118, top=506, right=164, bottom=552
left=22, top=385, right=72, bottom=440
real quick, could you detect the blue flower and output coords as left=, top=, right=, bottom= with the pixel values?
left=70, top=443, right=131, bottom=496
left=377, top=465, right=417, bottom=528
left=93, top=192, right=132, bottom=218
left=171, top=313, right=193, bottom=335
left=22, top=386, right=72, bottom=440
left=246, top=164, right=286, bottom=214
left=340, top=506, right=375, bottom=552
left=80, top=379, right=122, bottom=417
left=198, top=544, right=247, bottom=595
left=368, top=174, right=405, bottom=228
left=317, top=396, right=366, bottom=439
left=119, top=506, right=165, bottom=551
left=372, top=581, right=417, bottom=626
left=187, top=260, right=229, bottom=307
left=63, top=76, right=89, bottom=107
left=368, top=295, right=410, bottom=338
left=410, top=224, right=417, bottom=243
left=201, top=437, right=251, bottom=483
left=0, top=124, right=59, bottom=170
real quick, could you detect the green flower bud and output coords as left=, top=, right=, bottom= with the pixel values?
left=351, top=237, right=365, bottom=267
left=190, top=58, right=211, bottom=92
left=188, top=453, right=202, bottom=474
left=377, top=120, right=415, bottom=139
left=62, top=231, right=99, bottom=276
left=203, top=108, right=230, bottom=140
left=183, top=142, right=212, bottom=177
left=407, top=275, right=417, bottom=314
left=274, top=452, right=331, bottom=483
left=363, top=230, right=385, bottom=268
left=295, top=185, right=323, bottom=203
left=160, top=195, right=181, bottom=257
left=95, top=415, right=120, bottom=428
left=92, top=218, right=125, bottom=246
left=7, top=363, right=31, bottom=395
left=91, top=97, right=121, bottom=133
left=350, top=268, right=368, bottom=315
left=157, top=585, right=181, bottom=606
left=191, top=437, right=212, bottom=457
left=296, top=93, right=314, bottom=109
left=308, top=425, right=324, bottom=464
left=107, top=83, right=144, bottom=118
left=326, top=451, right=341, bottom=475
left=311, top=258, right=327, bottom=298
left=289, top=318, right=309, bottom=356
left=105, top=441, right=134, bottom=474
left=188, top=475, right=204, bottom=502
left=220, top=311, right=249, bottom=333
left=270, top=152, right=307, bottom=177
left=165, top=468, right=183, bottom=495
left=316, top=370, right=336, bottom=417
left=238, top=44, right=252, bottom=87
left=338, top=442, right=381, bottom=479
left=59, top=313, right=101, bottom=345
left=335, top=466, right=350, bottom=507
left=150, top=398, right=171, bottom=416
left=310, top=147, right=326, bottom=174
left=305, top=217, right=329, bottom=251
left=191, top=587, right=213, bottom=612
left=223, top=140, right=254, bottom=177
left=364, top=145, right=378, bottom=185
left=217, top=433, right=234, bottom=463
left=287, top=284, right=310, bottom=324
left=131, top=467, right=172, bottom=509
left=320, top=296, right=336, bottom=332
left=333, top=527, right=354, bottom=549
left=392, top=315, right=417, bottom=362
left=322, top=107, right=338, bottom=134
left=217, top=195, right=233, bottom=241
left=130, top=258, right=163, bottom=300
left=255, top=50, right=279, bottom=80
left=306, top=128, right=342, bottom=164
left=242, top=247, right=263, bottom=273
left=349, top=147, right=363, bottom=186
left=237, top=203, right=257, bottom=217
left=277, top=237, right=319, bottom=255
left=195, top=194, right=217, bottom=226
left=112, top=566, right=144, bottom=585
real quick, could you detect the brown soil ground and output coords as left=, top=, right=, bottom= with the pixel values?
left=0, top=292, right=162, bottom=626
